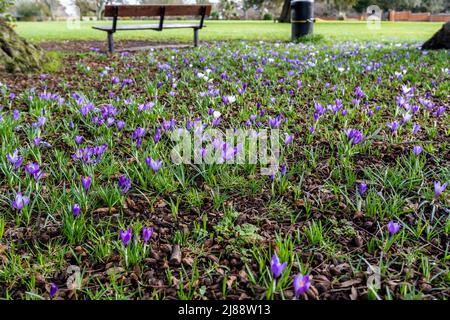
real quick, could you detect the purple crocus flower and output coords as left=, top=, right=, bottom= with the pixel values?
left=142, top=227, right=153, bottom=244
left=107, top=118, right=115, bottom=128
left=154, top=127, right=162, bottom=143
left=412, top=123, right=420, bottom=135
left=72, top=204, right=81, bottom=217
left=284, top=134, right=293, bottom=145
left=7, top=149, right=23, bottom=171
left=145, top=157, right=162, bottom=173
left=12, top=192, right=30, bottom=210
left=49, top=283, right=58, bottom=299
left=358, top=182, right=367, bottom=195
left=33, top=137, right=42, bottom=146
left=198, top=147, right=207, bottom=158
left=293, top=274, right=311, bottom=298
left=81, top=175, right=92, bottom=192
left=413, top=145, right=422, bottom=155
left=35, top=116, right=46, bottom=128
left=25, top=163, right=42, bottom=180
left=434, top=181, right=447, bottom=198
left=345, top=128, right=364, bottom=146
left=75, top=136, right=83, bottom=145
left=118, top=175, right=131, bottom=193
left=13, top=109, right=19, bottom=120
left=132, top=127, right=145, bottom=149
left=354, top=86, right=365, bottom=100
left=281, top=164, right=287, bottom=177
left=111, top=76, right=120, bottom=85
left=270, top=254, right=287, bottom=279
left=120, top=228, right=133, bottom=246
left=314, top=102, right=325, bottom=117
left=162, top=119, right=172, bottom=131
left=80, top=105, right=90, bottom=117
left=270, top=171, right=275, bottom=182
left=212, top=117, right=221, bottom=127
left=268, top=118, right=281, bottom=128
left=132, top=127, right=145, bottom=140
left=402, top=112, right=412, bottom=123
left=387, top=221, right=401, bottom=235
left=117, top=120, right=125, bottom=131
left=387, top=121, right=399, bottom=133
left=432, top=106, right=445, bottom=118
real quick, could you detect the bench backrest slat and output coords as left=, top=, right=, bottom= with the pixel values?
left=104, top=5, right=212, bottom=18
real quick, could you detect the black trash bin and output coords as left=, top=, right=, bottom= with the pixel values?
left=291, top=0, right=314, bottom=41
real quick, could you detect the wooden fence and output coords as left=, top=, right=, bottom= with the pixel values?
left=389, top=10, right=450, bottom=22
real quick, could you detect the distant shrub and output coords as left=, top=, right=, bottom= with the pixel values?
left=15, top=1, right=42, bottom=20
left=263, top=13, right=273, bottom=21
left=337, top=13, right=346, bottom=21
left=210, top=11, right=219, bottom=20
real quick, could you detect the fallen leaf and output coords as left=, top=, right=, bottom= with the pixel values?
left=339, top=278, right=362, bottom=288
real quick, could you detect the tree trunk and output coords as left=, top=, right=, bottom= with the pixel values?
left=278, top=0, right=291, bottom=23
left=0, top=20, right=47, bottom=73
left=422, top=21, right=450, bottom=50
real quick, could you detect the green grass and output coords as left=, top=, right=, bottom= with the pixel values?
left=13, top=20, right=443, bottom=43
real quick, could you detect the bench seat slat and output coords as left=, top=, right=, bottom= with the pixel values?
left=104, top=5, right=212, bottom=17
left=93, top=24, right=200, bottom=31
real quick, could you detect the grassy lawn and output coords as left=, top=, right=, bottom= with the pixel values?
left=0, top=40, right=449, bottom=300
left=13, top=20, right=443, bottom=43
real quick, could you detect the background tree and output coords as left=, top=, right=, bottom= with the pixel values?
left=278, top=0, right=290, bottom=22
left=14, top=0, right=43, bottom=20
left=334, top=0, right=357, bottom=14
left=241, top=0, right=265, bottom=19
left=71, top=0, right=110, bottom=20
left=74, top=0, right=96, bottom=17
left=218, top=0, right=237, bottom=19
left=0, top=0, right=47, bottom=72
left=38, top=0, right=61, bottom=20
left=94, top=0, right=108, bottom=19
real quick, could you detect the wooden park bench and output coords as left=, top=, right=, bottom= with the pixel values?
left=93, top=4, right=212, bottom=53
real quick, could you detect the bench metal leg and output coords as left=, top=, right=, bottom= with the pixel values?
left=193, top=28, right=199, bottom=47
left=107, top=32, right=114, bottom=53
